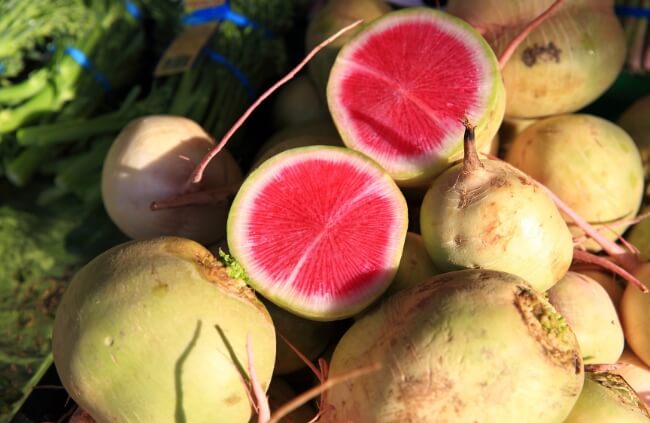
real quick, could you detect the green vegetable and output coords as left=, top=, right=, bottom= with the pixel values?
left=11, top=0, right=297, bottom=202
left=0, top=183, right=127, bottom=422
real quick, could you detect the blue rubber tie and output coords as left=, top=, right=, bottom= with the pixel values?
left=615, top=5, right=650, bottom=18
left=64, top=46, right=112, bottom=92
left=183, top=0, right=271, bottom=37
left=0, top=63, right=4, bottom=76
left=204, top=49, right=254, bottom=100
left=125, top=0, right=142, bottom=19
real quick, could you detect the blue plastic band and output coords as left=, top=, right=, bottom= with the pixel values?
left=125, top=0, right=142, bottom=19
left=183, top=0, right=271, bottom=37
left=0, top=63, right=4, bottom=76
left=615, top=5, right=650, bottom=18
left=64, top=46, right=112, bottom=92
left=204, top=48, right=254, bottom=100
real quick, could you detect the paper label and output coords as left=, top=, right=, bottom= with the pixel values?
left=184, top=0, right=224, bottom=12
left=154, top=22, right=218, bottom=76
left=154, top=0, right=227, bottom=76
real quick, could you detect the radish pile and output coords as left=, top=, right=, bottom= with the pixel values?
left=51, top=2, right=650, bottom=422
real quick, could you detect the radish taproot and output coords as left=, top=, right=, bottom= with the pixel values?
left=227, top=145, right=408, bottom=321
left=564, top=372, right=650, bottom=422
left=323, top=269, right=583, bottom=422
left=505, top=114, right=644, bottom=251
left=420, top=123, right=573, bottom=291
left=546, top=271, right=624, bottom=364
left=52, top=237, right=275, bottom=423
left=102, top=116, right=242, bottom=245
left=327, top=8, right=505, bottom=186
left=447, top=0, right=626, bottom=118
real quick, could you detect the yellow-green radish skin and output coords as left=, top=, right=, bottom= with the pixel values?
left=324, top=270, right=583, bottom=422
left=547, top=271, right=624, bottom=364
left=52, top=237, right=275, bottom=423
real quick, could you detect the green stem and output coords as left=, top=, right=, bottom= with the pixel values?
left=55, top=136, right=112, bottom=189
left=16, top=110, right=130, bottom=146
left=0, top=68, right=49, bottom=105
left=4, top=146, right=50, bottom=186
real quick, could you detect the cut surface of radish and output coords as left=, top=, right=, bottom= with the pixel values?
left=328, top=8, right=505, bottom=185
left=228, top=146, right=408, bottom=320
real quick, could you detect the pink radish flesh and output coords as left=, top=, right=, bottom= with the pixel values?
left=228, top=147, right=407, bottom=320
left=328, top=10, right=502, bottom=183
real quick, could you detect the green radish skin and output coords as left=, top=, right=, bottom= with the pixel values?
left=575, top=269, right=624, bottom=313
left=564, top=372, right=650, bottom=422
left=420, top=140, right=573, bottom=292
left=615, top=349, right=650, bottom=409
left=447, top=0, right=626, bottom=119
left=546, top=271, right=624, bottom=364
left=385, top=232, right=439, bottom=296
left=327, top=8, right=506, bottom=187
left=505, top=114, right=644, bottom=252
left=323, top=270, right=583, bottom=422
left=305, top=0, right=392, bottom=100
left=52, top=237, right=276, bottom=423
left=622, top=264, right=650, bottom=368
left=272, top=75, right=329, bottom=130
left=228, top=145, right=409, bottom=321
left=619, top=95, right=650, bottom=189
left=263, top=298, right=339, bottom=375
left=249, top=120, right=342, bottom=170
left=628, top=206, right=650, bottom=261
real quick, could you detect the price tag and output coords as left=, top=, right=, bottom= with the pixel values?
left=185, top=0, right=224, bottom=12
left=154, top=0, right=226, bottom=76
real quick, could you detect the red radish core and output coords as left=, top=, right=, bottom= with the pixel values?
left=328, top=9, right=503, bottom=184
left=228, top=146, right=408, bottom=320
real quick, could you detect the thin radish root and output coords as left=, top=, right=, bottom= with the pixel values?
left=497, top=0, right=566, bottom=69
left=572, top=249, right=648, bottom=293
left=267, top=362, right=381, bottom=423
left=149, top=19, right=364, bottom=213
left=585, top=363, right=630, bottom=373
left=483, top=153, right=646, bottom=275
left=245, top=335, right=271, bottom=423
left=149, top=184, right=241, bottom=210
left=187, top=19, right=364, bottom=187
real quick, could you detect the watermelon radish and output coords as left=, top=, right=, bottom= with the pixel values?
left=327, top=8, right=505, bottom=186
left=227, top=145, right=408, bottom=321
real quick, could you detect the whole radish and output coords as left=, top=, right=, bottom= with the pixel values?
left=324, top=269, right=583, bottom=422
left=447, top=0, right=626, bottom=118
left=101, top=116, right=242, bottom=245
left=52, top=237, right=275, bottom=423
left=547, top=271, right=624, bottom=364
left=420, top=123, right=573, bottom=291
left=505, top=114, right=644, bottom=251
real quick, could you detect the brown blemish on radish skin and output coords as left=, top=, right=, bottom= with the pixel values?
left=522, top=42, right=562, bottom=67
left=513, top=286, right=583, bottom=375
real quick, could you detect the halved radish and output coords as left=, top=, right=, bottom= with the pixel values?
left=327, top=8, right=505, bottom=186
left=227, top=146, right=408, bottom=320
